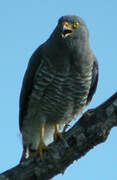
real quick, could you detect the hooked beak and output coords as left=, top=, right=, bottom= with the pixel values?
left=62, top=22, right=73, bottom=38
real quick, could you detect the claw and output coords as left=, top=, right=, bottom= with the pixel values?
left=35, top=141, right=49, bottom=160
left=62, top=124, right=70, bottom=134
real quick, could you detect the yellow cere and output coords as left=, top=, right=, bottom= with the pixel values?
left=63, top=21, right=70, bottom=27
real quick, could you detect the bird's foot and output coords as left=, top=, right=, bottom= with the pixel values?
left=54, top=124, right=64, bottom=140
left=35, top=124, right=49, bottom=160
left=35, top=140, right=49, bottom=160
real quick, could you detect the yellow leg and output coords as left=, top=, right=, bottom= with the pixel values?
left=54, top=124, right=64, bottom=140
left=35, top=124, right=49, bottom=160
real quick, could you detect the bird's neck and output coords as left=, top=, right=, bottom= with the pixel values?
left=43, top=37, right=92, bottom=73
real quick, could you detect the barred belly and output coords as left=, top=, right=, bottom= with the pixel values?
left=30, top=62, right=92, bottom=124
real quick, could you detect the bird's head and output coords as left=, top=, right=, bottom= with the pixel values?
left=47, top=15, right=90, bottom=54
left=57, top=15, right=89, bottom=41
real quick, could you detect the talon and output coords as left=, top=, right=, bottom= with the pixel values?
left=35, top=124, right=49, bottom=160
left=35, top=141, right=49, bottom=160
left=54, top=124, right=64, bottom=140
left=62, top=124, right=70, bottom=134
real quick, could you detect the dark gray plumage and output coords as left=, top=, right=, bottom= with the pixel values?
left=19, top=15, right=98, bottom=160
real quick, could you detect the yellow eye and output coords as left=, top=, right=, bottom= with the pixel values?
left=72, top=22, right=79, bottom=29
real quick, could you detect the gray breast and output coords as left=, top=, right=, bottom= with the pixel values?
left=29, top=58, right=93, bottom=124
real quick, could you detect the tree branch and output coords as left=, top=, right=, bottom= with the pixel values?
left=1, top=92, right=117, bottom=180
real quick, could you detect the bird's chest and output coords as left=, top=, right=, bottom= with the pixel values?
left=31, top=60, right=92, bottom=119
left=51, top=69, right=91, bottom=104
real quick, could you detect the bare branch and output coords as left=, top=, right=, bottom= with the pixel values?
left=0, top=92, right=117, bottom=180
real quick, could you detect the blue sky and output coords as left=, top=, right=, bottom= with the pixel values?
left=0, top=0, right=117, bottom=179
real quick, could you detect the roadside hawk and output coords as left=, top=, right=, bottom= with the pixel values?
left=19, top=15, right=98, bottom=161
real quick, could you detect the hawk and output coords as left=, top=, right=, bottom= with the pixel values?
left=19, top=15, right=98, bottom=161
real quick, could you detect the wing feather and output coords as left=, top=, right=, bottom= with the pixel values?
left=86, top=57, right=99, bottom=105
left=19, top=47, right=43, bottom=130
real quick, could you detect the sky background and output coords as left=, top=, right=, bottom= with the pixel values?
left=0, top=0, right=117, bottom=179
